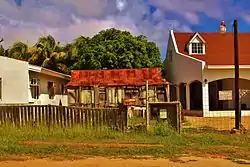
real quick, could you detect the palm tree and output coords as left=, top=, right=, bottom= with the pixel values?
left=29, top=35, right=68, bottom=73
left=8, top=41, right=30, bottom=60
left=0, top=45, right=4, bottom=56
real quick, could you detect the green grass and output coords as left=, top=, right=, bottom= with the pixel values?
left=0, top=123, right=249, bottom=161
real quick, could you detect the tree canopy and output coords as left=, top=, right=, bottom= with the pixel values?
left=0, top=28, right=162, bottom=74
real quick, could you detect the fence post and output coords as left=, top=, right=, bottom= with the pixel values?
left=48, top=104, right=52, bottom=132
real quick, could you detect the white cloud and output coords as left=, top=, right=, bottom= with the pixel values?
left=1, top=0, right=248, bottom=60
left=0, top=0, right=187, bottom=53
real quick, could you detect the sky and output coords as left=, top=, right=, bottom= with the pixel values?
left=1, top=0, right=250, bottom=60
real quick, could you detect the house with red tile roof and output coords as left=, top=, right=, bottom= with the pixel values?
left=165, top=21, right=250, bottom=117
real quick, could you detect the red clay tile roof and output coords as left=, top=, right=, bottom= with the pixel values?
left=174, top=32, right=250, bottom=65
left=67, top=67, right=169, bottom=87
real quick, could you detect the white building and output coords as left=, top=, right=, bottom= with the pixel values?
left=165, top=21, right=250, bottom=117
left=0, top=56, right=70, bottom=106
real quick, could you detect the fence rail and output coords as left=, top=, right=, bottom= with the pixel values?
left=0, top=105, right=127, bottom=131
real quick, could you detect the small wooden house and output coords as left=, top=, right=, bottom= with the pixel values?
left=66, top=68, right=170, bottom=108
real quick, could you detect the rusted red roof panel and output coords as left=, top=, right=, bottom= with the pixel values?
left=67, top=67, right=169, bottom=87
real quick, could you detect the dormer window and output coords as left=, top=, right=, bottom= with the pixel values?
left=187, top=33, right=206, bottom=55
left=191, top=42, right=204, bottom=54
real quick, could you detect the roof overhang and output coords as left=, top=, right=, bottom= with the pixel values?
left=28, top=64, right=71, bottom=80
left=207, top=65, right=250, bottom=69
left=28, top=64, right=42, bottom=73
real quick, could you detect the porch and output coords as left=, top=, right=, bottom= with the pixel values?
left=172, top=78, right=250, bottom=117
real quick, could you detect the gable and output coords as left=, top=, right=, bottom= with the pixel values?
left=173, top=32, right=250, bottom=65
left=188, top=32, right=206, bottom=44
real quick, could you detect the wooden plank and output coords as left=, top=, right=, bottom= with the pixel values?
left=87, top=109, right=91, bottom=128
left=41, top=106, right=45, bottom=126
left=37, top=106, right=41, bottom=125
left=95, top=109, right=99, bottom=129
left=63, top=106, right=67, bottom=127
left=94, top=86, right=99, bottom=108
left=92, top=109, right=95, bottom=128
left=66, top=107, right=70, bottom=127
left=12, top=106, right=17, bottom=127
left=79, top=108, right=83, bottom=126
left=99, top=109, right=103, bottom=128
left=102, top=109, right=106, bottom=127
left=59, top=106, right=63, bottom=128
left=3, top=107, right=7, bottom=126
left=70, top=108, right=74, bottom=128
left=48, top=105, right=52, bottom=130
left=24, top=106, right=28, bottom=126
left=56, top=106, right=60, bottom=126
left=27, top=106, right=31, bottom=125
left=85, top=109, right=88, bottom=128
left=20, top=106, right=24, bottom=126
left=0, top=107, right=3, bottom=125
left=34, top=105, right=38, bottom=126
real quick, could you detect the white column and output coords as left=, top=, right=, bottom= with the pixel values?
left=166, top=84, right=170, bottom=102
left=176, top=85, right=180, bottom=101
left=202, top=82, right=210, bottom=117
left=185, top=83, right=190, bottom=110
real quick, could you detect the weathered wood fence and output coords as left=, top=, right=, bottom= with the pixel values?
left=0, top=105, right=127, bottom=131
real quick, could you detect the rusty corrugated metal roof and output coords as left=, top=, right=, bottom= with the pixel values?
left=66, top=67, right=169, bottom=87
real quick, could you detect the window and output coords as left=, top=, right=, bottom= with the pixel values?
left=48, top=81, right=55, bottom=99
left=0, top=78, right=2, bottom=100
left=30, top=78, right=40, bottom=99
left=61, top=84, right=67, bottom=95
left=191, top=43, right=204, bottom=54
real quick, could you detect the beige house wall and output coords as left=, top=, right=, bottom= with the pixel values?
left=29, top=71, right=69, bottom=106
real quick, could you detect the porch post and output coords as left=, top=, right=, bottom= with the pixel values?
left=185, top=83, right=190, bottom=110
left=176, top=84, right=180, bottom=101
left=166, top=84, right=170, bottom=102
left=202, top=82, right=210, bottom=117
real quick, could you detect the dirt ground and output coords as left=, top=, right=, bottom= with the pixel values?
left=0, top=157, right=249, bottom=167
left=19, top=141, right=164, bottom=148
left=185, top=116, right=250, bottom=130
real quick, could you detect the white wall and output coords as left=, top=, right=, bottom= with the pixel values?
left=0, top=56, right=29, bottom=104
left=173, top=54, right=203, bottom=84
left=165, top=36, right=175, bottom=82
left=203, top=68, right=250, bottom=82
left=165, top=36, right=203, bottom=84
left=33, top=94, right=68, bottom=106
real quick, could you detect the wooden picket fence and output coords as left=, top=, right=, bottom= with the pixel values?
left=0, top=105, right=127, bottom=131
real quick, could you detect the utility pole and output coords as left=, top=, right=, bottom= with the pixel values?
left=233, top=20, right=240, bottom=130
left=146, top=80, right=150, bottom=130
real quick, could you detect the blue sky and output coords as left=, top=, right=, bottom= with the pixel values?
left=1, top=0, right=250, bottom=60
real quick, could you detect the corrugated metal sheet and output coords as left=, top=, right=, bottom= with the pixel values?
left=67, top=67, right=169, bottom=87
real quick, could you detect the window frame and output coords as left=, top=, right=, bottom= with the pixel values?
left=30, top=78, right=40, bottom=99
left=190, top=42, right=204, bottom=54
left=48, top=81, right=55, bottom=99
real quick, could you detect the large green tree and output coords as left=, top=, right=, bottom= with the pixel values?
left=71, top=28, right=161, bottom=70
left=3, top=28, right=161, bottom=73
